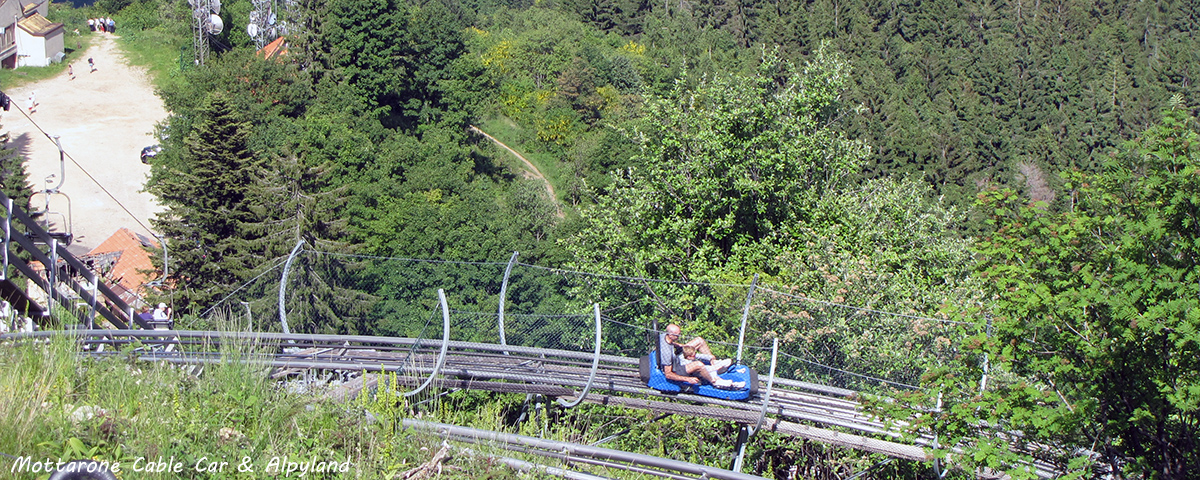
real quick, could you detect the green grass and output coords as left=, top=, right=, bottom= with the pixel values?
left=115, top=28, right=188, bottom=91
left=475, top=116, right=571, bottom=203
left=0, top=330, right=688, bottom=479
left=0, top=333, right=522, bottom=479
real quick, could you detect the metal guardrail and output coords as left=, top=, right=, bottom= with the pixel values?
left=0, top=190, right=150, bottom=330
left=406, top=419, right=771, bottom=480
left=1, top=328, right=932, bottom=463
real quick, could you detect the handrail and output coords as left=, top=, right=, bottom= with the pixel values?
left=0, top=190, right=144, bottom=329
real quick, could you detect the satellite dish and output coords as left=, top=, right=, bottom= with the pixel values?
left=208, top=14, right=224, bottom=34
left=247, top=23, right=258, bottom=37
left=268, top=13, right=276, bottom=25
left=211, top=0, right=221, bottom=13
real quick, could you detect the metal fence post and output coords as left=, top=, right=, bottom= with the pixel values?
left=47, top=238, right=57, bottom=318
left=88, top=270, right=98, bottom=329
left=498, top=251, right=518, bottom=351
left=752, top=338, right=779, bottom=436
left=730, top=425, right=750, bottom=473
left=405, top=289, right=452, bottom=398
left=733, top=337, right=777, bottom=472
left=2, top=196, right=11, bottom=281
left=278, top=239, right=305, bottom=335
left=558, top=303, right=602, bottom=408
left=980, top=313, right=992, bottom=394
left=735, top=273, right=759, bottom=365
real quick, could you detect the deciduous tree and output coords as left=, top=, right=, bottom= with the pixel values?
left=903, top=105, right=1200, bottom=479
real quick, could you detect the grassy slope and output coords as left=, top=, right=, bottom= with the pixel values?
left=115, top=28, right=187, bottom=91
left=0, top=335, right=531, bottom=479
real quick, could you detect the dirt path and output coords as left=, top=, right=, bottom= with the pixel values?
left=469, top=125, right=563, bottom=218
left=2, top=34, right=167, bottom=254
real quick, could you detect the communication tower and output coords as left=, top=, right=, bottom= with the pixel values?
left=191, top=0, right=224, bottom=66
left=247, top=0, right=295, bottom=50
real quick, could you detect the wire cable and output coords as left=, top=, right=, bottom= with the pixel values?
left=7, top=103, right=159, bottom=240
left=757, top=286, right=973, bottom=326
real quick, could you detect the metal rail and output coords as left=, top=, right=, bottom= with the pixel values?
left=0, top=190, right=148, bottom=329
left=406, top=419, right=770, bottom=480
left=557, top=304, right=601, bottom=408
left=404, top=289, right=452, bottom=398
left=2, top=329, right=914, bottom=451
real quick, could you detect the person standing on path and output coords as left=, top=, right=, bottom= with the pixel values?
left=67, top=64, right=75, bottom=80
left=88, top=57, right=95, bottom=72
left=26, top=92, right=36, bottom=113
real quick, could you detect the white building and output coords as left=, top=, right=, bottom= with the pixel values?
left=0, top=0, right=22, bottom=68
left=0, top=1, right=63, bottom=69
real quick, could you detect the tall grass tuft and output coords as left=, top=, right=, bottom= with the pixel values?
left=0, top=334, right=78, bottom=458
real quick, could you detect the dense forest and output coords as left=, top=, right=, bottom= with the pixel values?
left=3, top=0, right=1200, bottom=477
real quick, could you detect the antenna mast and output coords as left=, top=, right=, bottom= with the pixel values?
left=248, top=0, right=293, bottom=49
left=190, top=0, right=223, bottom=66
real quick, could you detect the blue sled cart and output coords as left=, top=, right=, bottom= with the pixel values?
left=638, top=352, right=758, bottom=401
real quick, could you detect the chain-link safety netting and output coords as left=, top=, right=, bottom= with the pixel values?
left=200, top=248, right=980, bottom=395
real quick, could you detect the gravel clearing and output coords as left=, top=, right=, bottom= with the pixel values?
left=3, top=34, right=167, bottom=254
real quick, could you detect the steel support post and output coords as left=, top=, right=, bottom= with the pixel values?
left=159, top=235, right=169, bottom=281
left=730, top=425, right=750, bottom=472
left=752, top=338, right=779, bottom=436
left=980, top=313, right=992, bottom=394
left=734, top=338, right=779, bottom=472
left=932, top=391, right=946, bottom=478
left=88, top=270, right=98, bottom=329
left=735, top=273, right=759, bottom=365
left=2, top=197, right=11, bottom=281
left=498, top=251, right=518, bottom=352
left=47, top=239, right=57, bottom=317
left=278, top=239, right=304, bottom=335
left=405, top=289, right=452, bottom=398
left=558, top=303, right=602, bottom=408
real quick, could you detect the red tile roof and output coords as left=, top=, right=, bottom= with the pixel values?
left=257, top=36, right=287, bottom=60
left=85, top=228, right=159, bottom=301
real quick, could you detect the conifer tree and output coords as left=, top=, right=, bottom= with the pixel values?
left=148, top=92, right=262, bottom=310
left=248, top=153, right=374, bottom=334
left=0, top=129, right=30, bottom=208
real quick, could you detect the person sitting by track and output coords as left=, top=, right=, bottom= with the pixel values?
left=658, top=324, right=741, bottom=389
